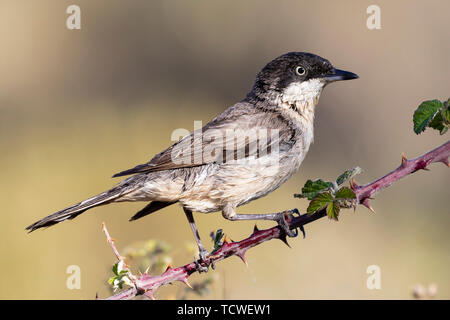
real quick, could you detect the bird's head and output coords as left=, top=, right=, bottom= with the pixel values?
left=247, top=52, right=358, bottom=112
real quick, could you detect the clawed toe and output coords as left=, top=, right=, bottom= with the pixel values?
left=194, top=248, right=211, bottom=273
left=275, top=212, right=296, bottom=237
left=275, top=209, right=304, bottom=238
left=290, top=209, right=306, bottom=238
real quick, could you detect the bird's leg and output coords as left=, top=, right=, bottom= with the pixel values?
left=222, top=206, right=302, bottom=238
left=183, top=208, right=210, bottom=273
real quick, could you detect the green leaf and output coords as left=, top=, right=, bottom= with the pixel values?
left=112, top=262, right=119, bottom=276
left=210, top=229, right=225, bottom=254
left=326, top=201, right=340, bottom=220
left=336, top=167, right=362, bottom=186
left=440, top=127, right=449, bottom=135
left=428, top=112, right=446, bottom=134
left=442, top=107, right=450, bottom=123
left=214, top=229, right=223, bottom=246
left=428, top=102, right=450, bottom=135
left=413, top=99, right=443, bottom=134
left=444, top=98, right=450, bottom=109
left=307, top=192, right=334, bottom=214
left=213, top=229, right=223, bottom=250
left=297, top=179, right=333, bottom=200
left=335, top=187, right=356, bottom=199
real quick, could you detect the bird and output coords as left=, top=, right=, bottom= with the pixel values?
left=26, top=52, right=358, bottom=271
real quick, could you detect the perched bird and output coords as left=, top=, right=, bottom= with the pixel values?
left=27, top=52, right=358, bottom=270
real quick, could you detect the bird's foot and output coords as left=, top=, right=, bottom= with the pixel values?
left=194, top=248, right=213, bottom=273
left=274, top=209, right=303, bottom=238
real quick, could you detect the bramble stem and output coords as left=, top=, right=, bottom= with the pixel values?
left=103, top=140, right=449, bottom=300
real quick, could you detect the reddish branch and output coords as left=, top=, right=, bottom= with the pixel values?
left=103, top=140, right=449, bottom=300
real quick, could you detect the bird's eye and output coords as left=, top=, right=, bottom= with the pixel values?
left=295, top=66, right=306, bottom=76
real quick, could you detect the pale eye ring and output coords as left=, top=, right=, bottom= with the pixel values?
left=295, top=66, right=306, bottom=76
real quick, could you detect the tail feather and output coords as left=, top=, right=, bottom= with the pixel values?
left=26, top=187, right=126, bottom=232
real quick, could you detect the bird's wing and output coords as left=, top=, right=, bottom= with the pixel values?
left=113, top=103, right=294, bottom=177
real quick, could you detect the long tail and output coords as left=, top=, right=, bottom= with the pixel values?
left=26, top=182, right=135, bottom=232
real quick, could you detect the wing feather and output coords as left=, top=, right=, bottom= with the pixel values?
left=113, top=103, right=294, bottom=177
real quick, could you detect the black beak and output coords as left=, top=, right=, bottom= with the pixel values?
left=324, top=68, right=359, bottom=81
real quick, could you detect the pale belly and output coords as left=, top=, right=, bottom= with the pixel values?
left=179, top=143, right=308, bottom=213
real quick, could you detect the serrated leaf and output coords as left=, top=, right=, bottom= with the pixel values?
left=335, top=187, right=356, bottom=199
left=413, top=99, right=443, bottom=134
left=442, top=106, right=450, bottom=123
left=336, top=167, right=362, bottom=186
left=428, top=111, right=444, bottom=131
left=440, top=106, right=450, bottom=135
left=307, top=192, right=334, bottom=214
left=428, top=104, right=450, bottom=135
left=326, top=201, right=340, bottom=220
left=298, top=179, right=333, bottom=200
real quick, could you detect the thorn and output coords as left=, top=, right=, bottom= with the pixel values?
left=443, top=158, right=450, bottom=167
left=164, top=264, right=173, bottom=272
left=253, top=224, right=259, bottom=234
left=401, top=152, right=408, bottom=167
left=144, top=266, right=150, bottom=274
left=420, top=159, right=431, bottom=171
left=95, top=292, right=99, bottom=300
left=223, top=236, right=229, bottom=244
left=182, top=278, right=193, bottom=289
left=237, top=252, right=248, bottom=266
left=135, top=285, right=146, bottom=296
left=362, top=198, right=376, bottom=213
left=279, top=234, right=291, bottom=248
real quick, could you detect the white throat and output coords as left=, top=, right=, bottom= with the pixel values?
left=276, top=79, right=326, bottom=151
left=280, top=79, right=325, bottom=121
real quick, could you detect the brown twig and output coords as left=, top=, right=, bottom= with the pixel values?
left=102, top=222, right=140, bottom=293
left=102, top=222, right=125, bottom=263
left=102, top=140, right=449, bottom=300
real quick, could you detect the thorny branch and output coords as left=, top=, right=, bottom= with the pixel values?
left=102, top=140, right=450, bottom=300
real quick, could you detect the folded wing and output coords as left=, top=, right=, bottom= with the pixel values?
left=113, top=104, right=294, bottom=177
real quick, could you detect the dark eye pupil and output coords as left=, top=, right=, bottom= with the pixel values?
left=297, top=67, right=305, bottom=75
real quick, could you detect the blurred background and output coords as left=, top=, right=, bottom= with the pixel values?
left=0, top=0, right=449, bottom=299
